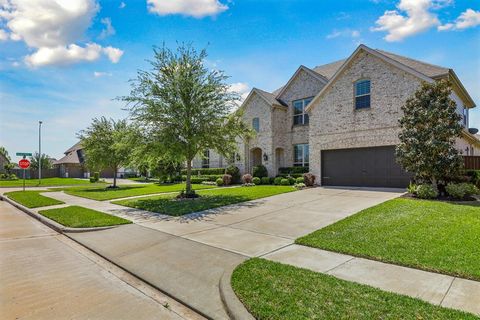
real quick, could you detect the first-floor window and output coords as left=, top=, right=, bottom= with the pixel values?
left=293, top=144, right=309, bottom=167
left=202, top=150, right=210, bottom=168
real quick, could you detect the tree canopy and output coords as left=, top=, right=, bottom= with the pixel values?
left=122, top=44, right=251, bottom=195
left=396, top=80, right=463, bottom=186
left=79, top=117, right=139, bottom=187
left=29, top=152, right=53, bottom=170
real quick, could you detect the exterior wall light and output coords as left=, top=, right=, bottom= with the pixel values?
left=263, top=153, right=268, bottom=162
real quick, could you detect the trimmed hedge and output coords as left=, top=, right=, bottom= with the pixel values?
left=278, top=167, right=309, bottom=175
left=276, top=173, right=303, bottom=179
left=181, top=168, right=225, bottom=175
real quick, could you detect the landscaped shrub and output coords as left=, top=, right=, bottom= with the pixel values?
left=465, top=170, right=480, bottom=187
left=296, top=176, right=304, bottom=184
left=288, top=177, right=296, bottom=185
left=294, top=183, right=306, bottom=189
left=303, top=173, right=315, bottom=187
left=181, top=168, right=225, bottom=175
left=280, top=178, right=290, bottom=186
left=182, top=174, right=222, bottom=182
left=242, top=174, right=253, bottom=184
left=276, top=173, right=303, bottom=178
left=407, top=182, right=417, bottom=194
left=226, top=165, right=241, bottom=184
left=1, top=173, right=17, bottom=180
left=261, top=177, right=270, bottom=185
left=222, top=174, right=232, bottom=186
left=274, top=177, right=283, bottom=185
left=278, top=167, right=309, bottom=175
left=201, top=181, right=216, bottom=185
left=416, top=184, right=438, bottom=199
left=252, top=177, right=261, bottom=185
left=253, top=165, right=268, bottom=178
left=216, top=178, right=224, bottom=186
left=462, top=183, right=479, bottom=196
left=90, top=172, right=100, bottom=183
left=191, top=177, right=209, bottom=184
left=446, top=183, right=466, bottom=199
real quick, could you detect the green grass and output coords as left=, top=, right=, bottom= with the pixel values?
left=58, top=183, right=215, bottom=201
left=232, top=258, right=478, bottom=320
left=113, top=185, right=295, bottom=216
left=296, top=198, right=480, bottom=281
left=5, top=190, right=64, bottom=208
left=38, top=205, right=131, bottom=228
left=0, top=177, right=103, bottom=187
left=127, top=177, right=159, bottom=183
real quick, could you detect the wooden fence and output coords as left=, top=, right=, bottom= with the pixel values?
left=463, top=156, right=480, bottom=170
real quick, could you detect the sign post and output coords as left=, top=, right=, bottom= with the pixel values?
left=17, top=154, right=32, bottom=192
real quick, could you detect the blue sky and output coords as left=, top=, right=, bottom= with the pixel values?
left=0, top=0, right=479, bottom=160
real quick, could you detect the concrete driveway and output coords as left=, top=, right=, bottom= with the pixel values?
left=135, top=187, right=403, bottom=257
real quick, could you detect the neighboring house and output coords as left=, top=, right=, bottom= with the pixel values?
left=193, top=44, right=479, bottom=188
left=53, top=142, right=136, bottom=178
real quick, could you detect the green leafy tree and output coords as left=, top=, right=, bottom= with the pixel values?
left=79, top=117, right=139, bottom=188
left=396, top=80, right=463, bottom=186
left=122, top=44, right=251, bottom=196
left=0, top=146, right=11, bottom=163
left=30, top=152, right=53, bottom=170
left=4, top=163, right=14, bottom=175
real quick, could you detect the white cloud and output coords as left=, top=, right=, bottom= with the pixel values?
left=102, top=46, right=123, bottom=63
left=371, top=0, right=441, bottom=41
left=93, top=71, right=112, bottom=77
left=119, top=2, right=126, bottom=9
left=147, top=0, right=228, bottom=18
left=229, top=82, right=250, bottom=103
left=439, top=9, right=480, bottom=31
left=0, top=28, right=7, bottom=40
left=0, top=0, right=123, bottom=67
left=99, top=17, right=115, bottom=39
left=326, top=29, right=360, bottom=39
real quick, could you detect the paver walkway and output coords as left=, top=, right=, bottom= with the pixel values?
left=0, top=200, right=200, bottom=320
left=264, top=244, right=480, bottom=316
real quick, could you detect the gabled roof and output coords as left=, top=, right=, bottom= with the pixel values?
left=275, top=65, right=328, bottom=100
left=313, top=59, right=347, bottom=79
left=306, top=44, right=436, bottom=113
left=241, top=88, right=286, bottom=111
left=53, top=141, right=83, bottom=165
left=64, top=141, right=83, bottom=154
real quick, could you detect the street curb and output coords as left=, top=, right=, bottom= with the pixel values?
left=0, top=195, right=117, bottom=233
left=219, top=269, right=255, bottom=320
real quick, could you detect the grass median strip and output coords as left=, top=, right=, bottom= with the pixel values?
left=113, top=185, right=295, bottom=216
left=232, top=258, right=478, bottom=320
left=59, top=183, right=215, bottom=201
left=296, top=198, right=480, bottom=281
left=5, top=190, right=64, bottom=208
left=38, top=205, right=131, bottom=228
left=0, top=177, right=104, bottom=187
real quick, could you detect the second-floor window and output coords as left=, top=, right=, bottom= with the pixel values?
left=293, top=144, right=309, bottom=167
left=355, top=80, right=371, bottom=109
left=293, top=97, right=312, bottom=125
left=252, top=117, right=260, bottom=132
left=463, top=107, right=468, bottom=127
left=202, top=150, right=210, bottom=168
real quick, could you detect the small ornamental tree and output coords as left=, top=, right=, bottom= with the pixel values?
left=79, top=117, right=139, bottom=188
left=30, top=152, right=53, bottom=170
left=122, top=44, right=251, bottom=197
left=396, top=80, right=463, bottom=187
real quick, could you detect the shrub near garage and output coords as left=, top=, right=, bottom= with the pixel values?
left=261, top=177, right=270, bottom=185
left=242, top=174, right=253, bottom=184
left=280, top=178, right=290, bottom=186
left=274, top=177, right=283, bottom=185
left=416, top=184, right=438, bottom=199
left=216, top=178, right=224, bottom=186
left=253, top=165, right=268, bottom=178
left=226, top=165, right=241, bottom=184
left=252, top=177, right=261, bottom=185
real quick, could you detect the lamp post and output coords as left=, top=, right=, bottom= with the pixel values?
left=39, top=121, right=43, bottom=184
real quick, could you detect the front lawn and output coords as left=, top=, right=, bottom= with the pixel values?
left=113, top=185, right=295, bottom=216
left=296, top=198, right=480, bottom=280
left=38, top=205, right=131, bottom=228
left=0, top=177, right=102, bottom=187
left=5, top=190, right=64, bottom=208
left=232, top=259, right=477, bottom=320
left=59, top=183, right=215, bottom=201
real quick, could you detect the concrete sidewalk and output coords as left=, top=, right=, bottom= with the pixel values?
left=0, top=200, right=199, bottom=320
left=264, top=244, right=480, bottom=316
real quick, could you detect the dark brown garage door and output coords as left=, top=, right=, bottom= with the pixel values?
left=321, top=146, right=411, bottom=188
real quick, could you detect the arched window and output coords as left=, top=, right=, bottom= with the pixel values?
left=252, top=117, right=260, bottom=132
left=355, top=80, right=371, bottom=109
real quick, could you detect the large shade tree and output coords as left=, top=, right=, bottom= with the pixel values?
left=396, top=80, right=463, bottom=187
left=79, top=117, right=139, bottom=188
left=122, top=44, right=250, bottom=196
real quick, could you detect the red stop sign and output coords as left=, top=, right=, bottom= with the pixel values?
left=19, top=159, right=30, bottom=169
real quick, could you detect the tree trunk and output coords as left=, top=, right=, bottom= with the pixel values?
left=113, top=165, right=118, bottom=188
left=186, top=159, right=192, bottom=194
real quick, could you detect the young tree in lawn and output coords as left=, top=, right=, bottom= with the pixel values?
left=396, top=80, right=463, bottom=187
left=79, top=117, right=139, bottom=188
left=30, top=152, right=53, bottom=170
left=122, top=44, right=251, bottom=196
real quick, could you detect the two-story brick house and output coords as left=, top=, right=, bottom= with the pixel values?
left=193, top=44, right=479, bottom=187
